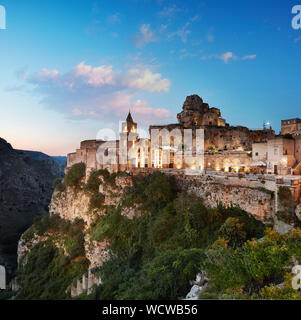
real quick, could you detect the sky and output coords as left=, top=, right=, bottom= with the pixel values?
left=0, top=0, right=300, bottom=156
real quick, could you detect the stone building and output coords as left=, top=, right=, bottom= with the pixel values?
left=281, top=118, right=301, bottom=136
left=67, top=94, right=275, bottom=173
left=252, top=136, right=301, bottom=175
left=150, top=95, right=274, bottom=152
left=148, top=95, right=274, bottom=171
left=67, top=112, right=150, bottom=173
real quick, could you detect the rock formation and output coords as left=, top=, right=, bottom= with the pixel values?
left=177, top=94, right=226, bottom=128
left=0, top=137, right=62, bottom=276
left=185, top=272, right=210, bottom=300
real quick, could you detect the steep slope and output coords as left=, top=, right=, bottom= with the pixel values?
left=0, top=138, right=61, bottom=275
left=17, top=150, right=66, bottom=175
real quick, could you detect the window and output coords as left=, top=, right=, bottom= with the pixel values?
left=255, top=152, right=259, bottom=156
left=274, top=148, right=278, bottom=155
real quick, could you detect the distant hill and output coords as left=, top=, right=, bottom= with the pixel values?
left=51, top=156, right=67, bottom=166
left=0, top=139, right=63, bottom=277
left=16, top=150, right=66, bottom=173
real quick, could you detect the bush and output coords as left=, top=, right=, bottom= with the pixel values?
left=16, top=243, right=89, bottom=299
left=89, top=192, right=105, bottom=210
left=218, top=217, right=247, bottom=248
left=85, top=170, right=104, bottom=193
left=202, top=229, right=292, bottom=297
left=54, top=178, right=66, bottom=192
left=64, top=163, right=86, bottom=187
left=98, top=249, right=205, bottom=300
left=277, top=186, right=296, bottom=224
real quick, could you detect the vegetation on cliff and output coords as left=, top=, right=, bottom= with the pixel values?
left=14, top=166, right=301, bottom=300
left=16, top=215, right=89, bottom=299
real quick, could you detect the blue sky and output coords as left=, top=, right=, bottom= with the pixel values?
left=0, top=0, right=300, bottom=155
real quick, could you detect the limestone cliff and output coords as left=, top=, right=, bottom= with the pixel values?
left=48, top=173, right=133, bottom=268
left=18, top=169, right=276, bottom=275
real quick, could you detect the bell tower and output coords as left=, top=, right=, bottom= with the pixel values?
left=120, top=112, right=138, bottom=169
left=122, top=111, right=137, bottom=133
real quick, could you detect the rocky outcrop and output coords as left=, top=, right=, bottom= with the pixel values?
left=49, top=173, right=136, bottom=269
left=50, top=188, right=94, bottom=225
left=185, top=273, right=210, bottom=300
left=172, top=174, right=275, bottom=223
left=0, top=137, right=61, bottom=275
left=84, top=234, right=110, bottom=269
left=177, top=94, right=226, bottom=128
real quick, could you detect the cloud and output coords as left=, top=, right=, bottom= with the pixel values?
left=158, top=5, right=181, bottom=19
left=201, top=52, right=255, bottom=63
left=32, top=69, right=60, bottom=82
left=134, top=24, right=156, bottom=48
left=207, top=29, right=214, bottom=42
left=132, top=99, right=172, bottom=118
left=242, top=54, right=257, bottom=60
left=178, top=49, right=197, bottom=60
left=168, top=22, right=191, bottom=43
left=74, top=62, right=116, bottom=86
left=167, top=16, right=199, bottom=43
left=123, top=66, right=170, bottom=92
left=26, top=62, right=172, bottom=124
left=219, top=52, right=237, bottom=63
left=107, top=13, right=120, bottom=24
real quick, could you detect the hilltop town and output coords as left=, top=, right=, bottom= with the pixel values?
left=67, top=94, right=301, bottom=177
left=5, top=95, right=301, bottom=301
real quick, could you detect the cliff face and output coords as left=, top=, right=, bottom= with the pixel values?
left=175, top=175, right=275, bottom=223
left=14, top=167, right=301, bottom=300
left=47, top=174, right=133, bottom=269
left=18, top=169, right=276, bottom=273
left=0, top=138, right=61, bottom=275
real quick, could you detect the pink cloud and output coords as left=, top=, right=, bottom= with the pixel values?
left=27, top=62, right=172, bottom=125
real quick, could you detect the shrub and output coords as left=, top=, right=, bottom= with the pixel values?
left=218, top=217, right=247, bottom=248
left=16, top=243, right=89, bottom=299
left=89, top=192, right=105, bottom=210
left=64, top=163, right=86, bottom=187
left=203, top=229, right=291, bottom=296
left=85, top=170, right=104, bottom=193
left=277, top=186, right=296, bottom=224
left=54, top=178, right=66, bottom=192
left=98, top=249, right=205, bottom=300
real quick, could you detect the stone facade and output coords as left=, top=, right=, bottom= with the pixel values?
left=252, top=136, right=301, bottom=175
left=67, top=94, right=275, bottom=174
left=281, top=118, right=301, bottom=136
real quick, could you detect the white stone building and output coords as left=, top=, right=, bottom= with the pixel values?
left=252, top=136, right=297, bottom=175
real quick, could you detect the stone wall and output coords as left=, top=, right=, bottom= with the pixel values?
left=70, top=269, right=102, bottom=298
left=175, top=174, right=275, bottom=222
